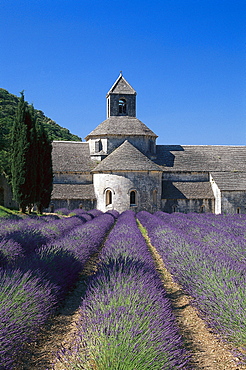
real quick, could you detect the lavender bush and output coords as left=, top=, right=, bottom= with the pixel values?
left=137, top=211, right=246, bottom=351
left=0, top=216, right=86, bottom=258
left=57, top=211, right=188, bottom=369
left=155, top=211, right=246, bottom=263
left=0, top=213, right=115, bottom=368
left=0, top=267, right=58, bottom=369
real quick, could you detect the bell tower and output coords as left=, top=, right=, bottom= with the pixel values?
left=106, top=72, right=137, bottom=118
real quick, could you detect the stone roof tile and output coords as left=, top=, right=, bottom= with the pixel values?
left=93, top=140, right=162, bottom=172
left=211, top=172, right=246, bottom=190
left=85, top=116, right=157, bottom=140
left=163, top=181, right=214, bottom=199
left=52, top=141, right=95, bottom=172
left=52, top=184, right=95, bottom=199
left=107, top=74, right=136, bottom=95
left=155, top=145, right=246, bottom=172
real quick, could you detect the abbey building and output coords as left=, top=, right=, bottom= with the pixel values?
left=51, top=74, right=246, bottom=214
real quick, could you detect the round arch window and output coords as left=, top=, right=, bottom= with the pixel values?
left=130, top=190, right=136, bottom=205
left=105, top=189, right=112, bottom=206
left=119, top=98, right=127, bottom=114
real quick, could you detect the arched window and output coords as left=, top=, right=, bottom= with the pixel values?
left=119, top=98, right=127, bottom=114
left=106, top=189, right=112, bottom=206
left=130, top=190, right=136, bottom=205
left=237, top=207, right=241, bottom=214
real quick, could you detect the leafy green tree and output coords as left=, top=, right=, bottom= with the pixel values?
left=11, top=93, right=37, bottom=212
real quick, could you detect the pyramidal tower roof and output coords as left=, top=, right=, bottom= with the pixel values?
left=106, top=72, right=136, bottom=96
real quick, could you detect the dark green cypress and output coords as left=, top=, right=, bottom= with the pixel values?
left=11, top=92, right=37, bottom=212
left=35, top=121, right=53, bottom=214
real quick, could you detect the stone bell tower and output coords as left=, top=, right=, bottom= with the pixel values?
left=106, top=72, right=137, bottom=118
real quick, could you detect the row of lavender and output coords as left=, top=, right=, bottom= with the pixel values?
left=155, top=211, right=246, bottom=263
left=137, top=211, right=246, bottom=354
left=0, top=210, right=116, bottom=369
left=56, top=211, right=188, bottom=370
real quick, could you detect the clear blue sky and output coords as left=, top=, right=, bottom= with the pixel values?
left=1, top=0, right=245, bottom=145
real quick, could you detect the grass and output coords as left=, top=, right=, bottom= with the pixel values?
left=0, top=206, right=21, bottom=219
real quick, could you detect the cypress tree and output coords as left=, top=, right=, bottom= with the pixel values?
left=35, top=122, right=53, bottom=214
left=11, top=92, right=37, bottom=212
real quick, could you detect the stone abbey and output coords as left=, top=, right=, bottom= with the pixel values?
left=50, top=74, right=246, bottom=214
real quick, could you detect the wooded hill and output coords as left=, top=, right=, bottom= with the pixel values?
left=0, top=88, right=82, bottom=178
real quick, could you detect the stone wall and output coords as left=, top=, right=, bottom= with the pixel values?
left=107, top=93, right=136, bottom=117
left=88, top=136, right=156, bottom=159
left=163, top=172, right=209, bottom=182
left=48, top=198, right=96, bottom=212
left=221, top=191, right=246, bottom=214
left=210, top=174, right=221, bottom=214
left=93, top=171, right=162, bottom=213
left=161, top=198, right=214, bottom=213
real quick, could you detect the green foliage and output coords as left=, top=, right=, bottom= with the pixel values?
left=35, top=121, right=53, bottom=213
left=11, top=93, right=54, bottom=212
left=0, top=88, right=82, bottom=178
left=11, top=93, right=37, bottom=211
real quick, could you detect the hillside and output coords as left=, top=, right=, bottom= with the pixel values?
left=0, top=88, right=82, bottom=178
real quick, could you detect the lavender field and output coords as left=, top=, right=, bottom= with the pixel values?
left=0, top=207, right=245, bottom=369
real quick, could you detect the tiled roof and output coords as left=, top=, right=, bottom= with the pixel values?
left=211, top=172, right=246, bottom=190
left=155, top=145, right=246, bottom=172
left=163, top=181, right=214, bottom=199
left=52, top=141, right=95, bottom=172
left=52, top=184, right=95, bottom=199
left=85, top=116, right=157, bottom=140
left=107, top=74, right=136, bottom=95
left=93, top=140, right=162, bottom=172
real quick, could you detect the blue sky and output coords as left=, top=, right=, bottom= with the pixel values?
left=1, top=0, right=245, bottom=145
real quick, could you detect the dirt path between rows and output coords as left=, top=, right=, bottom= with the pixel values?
left=142, top=230, right=246, bottom=370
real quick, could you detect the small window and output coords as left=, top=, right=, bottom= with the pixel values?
left=153, top=189, right=157, bottom=205
left=119, top=98, right=127, bottom=114
left=95, top=139, right=103, bottom=153
left=172, top=205, right=178, bottom=213
left=130, top=190, right=136, bottom=205
left=200, top=205, right=205, bottom=213
left=237, top=207, right=241, bottom=214
left=106, top=190, right=112, bottom=206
